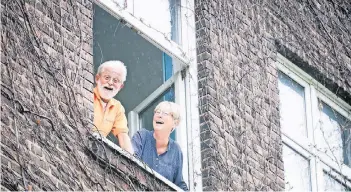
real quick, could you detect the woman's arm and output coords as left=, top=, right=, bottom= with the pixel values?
left=117, top=132, right=134, bottom=154
left=131, top=130, right=144, bottom=158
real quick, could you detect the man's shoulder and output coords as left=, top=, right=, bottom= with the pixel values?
left=110, top=98, right=122, bottom=105
left=93, top=94, right=123, bottom=108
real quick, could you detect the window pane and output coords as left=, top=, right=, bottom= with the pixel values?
left=93, top=4, right=174, bottom=114
left=323, top=172, right=348, bottom=191
left=278, top=71, right=307, bottom=138
left=283, top=145, right=311, bottom=191
left=139, top=86, right=176, bottom=139
left=163, top=53, right=173, bottom=81
left=315, top=101, right=351, bottom=167
left=124, top=0, right=180, bottom=42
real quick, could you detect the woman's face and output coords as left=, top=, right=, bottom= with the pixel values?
left=153, top=106, right=176, bottom=134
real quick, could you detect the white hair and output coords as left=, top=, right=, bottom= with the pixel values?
left=97, top=60, right=127, bottom=82
left=155, top=101, right=181, bottom=121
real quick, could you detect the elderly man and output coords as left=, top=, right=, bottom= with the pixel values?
left=132, top=101, right=188, bottom=190
left=93, top=60, right=133, bottom=154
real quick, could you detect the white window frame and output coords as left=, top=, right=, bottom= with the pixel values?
left=282, top=136, right=318, bottom=191
left=277, top=54, right=351, bottom=191
left=94, top=0, right=202, bottom=191
left=316, top=160, right=351, bottom=191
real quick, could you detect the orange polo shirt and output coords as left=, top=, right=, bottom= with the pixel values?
left=93, top=87, right=128, bottom=137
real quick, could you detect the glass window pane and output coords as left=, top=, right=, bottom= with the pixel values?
left=124, top=0, right=180, bottom=42
left=163, top=53, right=173, bottom=81
left=278, top=71, right=308, bottom=138
left=93, top=4, right=174, bottom=114
left=323, top=172, right=348, bottom=191
left=283, top=145, right=311, bottom=191
left=139, top=86, right=176, bottom=139
left=315, top=101, right=351, bottom=167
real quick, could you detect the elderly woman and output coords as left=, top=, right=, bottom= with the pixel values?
left=132, top=101, right=188, bottom=191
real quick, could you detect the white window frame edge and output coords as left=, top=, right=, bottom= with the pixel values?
left=94, top=0, right=192, bottom=67
left=282, top=135, right=319, bottom=192
left=91, top=134, right=183, bottom=191
left=277, top=54, right=351, bottom=189
left=179, top=0, right=203, bottom=190
left=174, top=60, right=190, bottom=188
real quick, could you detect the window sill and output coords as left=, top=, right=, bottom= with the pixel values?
left=86, top=133, right=183, bottom=191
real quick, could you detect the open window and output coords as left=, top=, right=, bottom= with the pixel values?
left=92, top=0, right=201, bottom=190
left=93, top=2, right=180, bottom=140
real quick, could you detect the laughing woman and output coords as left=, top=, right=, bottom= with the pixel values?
left=131, top=101, right=188, bottom=191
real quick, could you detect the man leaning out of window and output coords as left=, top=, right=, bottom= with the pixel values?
left=132, top=101, right=188, bottom=190
left=92, top=60, right=133, bottom=154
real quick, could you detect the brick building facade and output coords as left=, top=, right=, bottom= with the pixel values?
left=1, top=0, right=175, bottom=190
left=1, top=0, right=351, bottom=191
left=196, top=0, right=351, bottom=190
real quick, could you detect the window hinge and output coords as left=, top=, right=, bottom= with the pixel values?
left=181, top=66, right=188, bottom=80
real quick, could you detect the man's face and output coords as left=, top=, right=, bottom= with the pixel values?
left=95, top=66, right=124, bottom=100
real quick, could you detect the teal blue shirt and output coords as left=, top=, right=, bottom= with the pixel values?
left=132, top=129, right=188, bottom=191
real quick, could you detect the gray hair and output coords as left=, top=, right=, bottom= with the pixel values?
left=97, top=60, right=127, bottom=82
left=155, top=101, right=181, bottom=122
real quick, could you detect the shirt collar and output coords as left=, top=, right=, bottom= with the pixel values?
left=93, top=87, right=118, bottom=106
left=151, top=131, right=173, bottom=152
